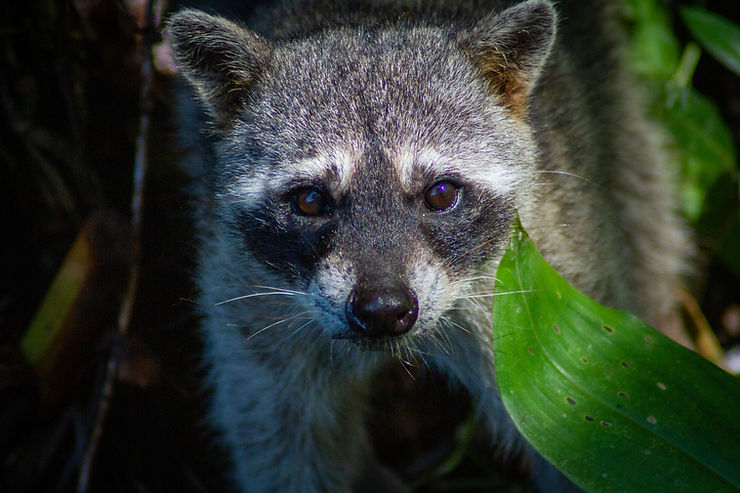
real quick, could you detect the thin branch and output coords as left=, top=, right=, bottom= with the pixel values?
left=76, top=1, right=155, bottom=491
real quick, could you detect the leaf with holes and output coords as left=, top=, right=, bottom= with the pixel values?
left=492, top=221, right=740, bottom=492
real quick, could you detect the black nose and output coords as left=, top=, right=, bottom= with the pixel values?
left=346, top=286, right=419, bottom=339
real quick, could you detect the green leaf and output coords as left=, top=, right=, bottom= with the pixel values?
left=681, top=7, right=740, bottom=78
left=492, top=221, right=740, bottom=492
left=623, top=0, right=680, bottom=79
left=656, top=84, right=737, bottom=222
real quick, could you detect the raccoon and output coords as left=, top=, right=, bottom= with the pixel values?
left=165, top=0, right=688, bottom=491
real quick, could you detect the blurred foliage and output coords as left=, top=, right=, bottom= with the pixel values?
left=682, top=6, right=740, bottom=78
left=623, top=0, right=740, bottom=279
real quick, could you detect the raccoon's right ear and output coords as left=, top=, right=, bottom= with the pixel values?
left=458, top=0, right=556, bottom=115
left=165, top=9, right=272, bottom=131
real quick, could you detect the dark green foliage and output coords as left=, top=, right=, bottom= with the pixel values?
left=624, top=0, right=740, bottom=275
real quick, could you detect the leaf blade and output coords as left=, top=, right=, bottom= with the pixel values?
left=492, top=223, right=740, bottom=492
left=681, top=7, right=740, bottom=78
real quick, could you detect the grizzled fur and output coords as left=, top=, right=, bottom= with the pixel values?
left=166, top=0, right=688, bottom=491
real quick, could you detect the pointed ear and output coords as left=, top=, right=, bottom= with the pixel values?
left=458, top=0, right=556, bottom=114
left=165, top=9, right=272, bottom=130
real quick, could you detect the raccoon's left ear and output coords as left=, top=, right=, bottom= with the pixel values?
left=458, top=0, right=556, bottom=114
left=165, top=9, right=272, bottom=131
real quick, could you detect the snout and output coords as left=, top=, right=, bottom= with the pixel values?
left=346, top=284, right=418, bottom=339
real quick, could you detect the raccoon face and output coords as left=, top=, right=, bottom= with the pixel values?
left=167, top=1, right=556, bottom=349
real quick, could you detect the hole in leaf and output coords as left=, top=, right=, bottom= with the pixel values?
left=621, top=361, right=630, bottom=369
left=618, top=391, right=628, bottom=399
left=584, top=416, right=595, bottom=422
left=566, top=397, right=576, bottom=406
left=601, top=421, right=612, bottom=427
left=528, top=347, right=535, bottom=355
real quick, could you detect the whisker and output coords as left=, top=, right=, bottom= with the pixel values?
left=441, top=316, right=472, bottom=335
left=216, top=291, right=302, bottom=305
left=461, top=275, right=502, bottom=284
left=465, top=289, right=535, bottom=299
left=429, top=330, right=452, bottom=357
left=536, top=170, right=602, bottom=189
left=245, top=318, right=292, bottom=341
left=215, top=285, right=310, bottom=306
left=285, top=318, right=316, bottom=340
left=245, top=310, right=312, bottom=341
left=398, top=357, right=416, bottom=379
left=463, top=292, right=496, bottom=299
left=492, top=289, right=535, bottom=296
left=413, top=347, right=431, bottom=370
left=442, top=235, right=503, bottom=270
left=249, top=285, right=309, bottom=296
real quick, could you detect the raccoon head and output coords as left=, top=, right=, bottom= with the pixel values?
left=167, top=1, right=556, bottom=351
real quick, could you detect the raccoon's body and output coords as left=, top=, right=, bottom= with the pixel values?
left=166, top=0, right=688, bottom=491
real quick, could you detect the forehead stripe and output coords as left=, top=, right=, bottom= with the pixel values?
left=395, top=146, right=523, bottom=195
left=286, top=148, right=356, bottom=192
left=226, top=147, right=357, bottom=210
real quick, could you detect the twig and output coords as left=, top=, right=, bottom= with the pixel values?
left=676, top=285, right=727, bottom=369
left=75, top=1, right=155, bottom=491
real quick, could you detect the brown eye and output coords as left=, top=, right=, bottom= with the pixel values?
left=424, top=181, right=459, bottom=212
left=293, top=187, right=331, bottom=216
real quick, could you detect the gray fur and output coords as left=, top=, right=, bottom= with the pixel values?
left=166, top=0, right=689, bottom=491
